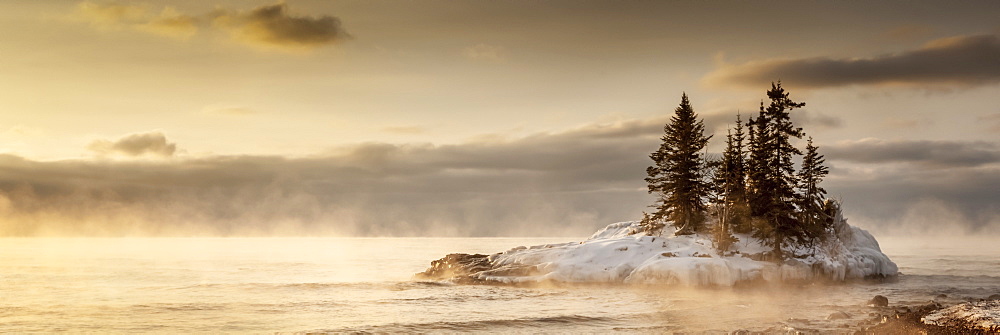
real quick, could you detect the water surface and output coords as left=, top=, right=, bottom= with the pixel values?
left=2, top=236, right=998, bottom=332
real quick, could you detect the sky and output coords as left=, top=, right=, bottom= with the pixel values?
left=0, top=0, right=998, bottom=236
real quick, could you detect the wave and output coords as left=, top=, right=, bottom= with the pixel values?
left=169, top=280, right=457, bottom=292
left=900, top=273, right=1000, bottom=283
left=169, top=281, right=388, bottom=291
left=130, top=303, right=229, bottom=312
left=315, top=314, right=615, bottom=333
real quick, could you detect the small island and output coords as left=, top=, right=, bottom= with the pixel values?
left=418, top=83, right=897, bottom=286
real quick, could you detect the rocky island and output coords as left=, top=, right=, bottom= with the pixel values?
left=416, top=207, right=896, bottom=285
left=419, top=84, right=898, bottom=286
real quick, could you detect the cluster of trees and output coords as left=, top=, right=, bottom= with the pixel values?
left=642, top=82, right=834, bottom=260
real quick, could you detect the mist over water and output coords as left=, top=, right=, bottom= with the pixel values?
left=2, top=236, right=998, bottom=332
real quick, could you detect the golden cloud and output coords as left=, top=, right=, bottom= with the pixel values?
left=74, top=1, right=348, bottom=50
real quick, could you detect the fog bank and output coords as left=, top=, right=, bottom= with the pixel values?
left=1, top=122, right=997, bottom=236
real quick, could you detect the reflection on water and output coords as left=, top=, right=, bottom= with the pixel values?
left=1, top=236, right=998, bottom=332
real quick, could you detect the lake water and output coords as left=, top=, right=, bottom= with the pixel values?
left=2, top=236, right=999, bottom=332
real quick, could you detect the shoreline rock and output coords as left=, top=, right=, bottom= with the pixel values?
left=859, top=297, right=1000, bottom=334
left=869, top=295, right=889, bottom=307
left=922, top=300, right=1000, bottom=332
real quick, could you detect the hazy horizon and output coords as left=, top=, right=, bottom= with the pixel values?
left=1, top=1, right=998, bottom=237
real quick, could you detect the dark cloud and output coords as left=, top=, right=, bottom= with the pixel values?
left=698, top=108, right=842, bottom=143
left=821, top=138, right=1000, bottom=234
left=792, top=110, right=844, bottom=129
left=824, top=138, right=1000, bottom=168
left=75, top=2, right=348, bottom=50
left=826, top=166, right=1000, bottom=235
left=4, top=122, right=997, bottom=237
left=88, top=132, right=177, bottom=157
left=703, top=34, right=1000, bottom=89
left=562, top=116, right=668, bottom=139
left=0, top=123, right=658, bottom=237
left=212, top=3, right=350, bottom=49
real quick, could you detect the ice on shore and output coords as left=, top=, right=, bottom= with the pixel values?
left=462, top=211, right=898, bottom=286
left=922, top=300, right=1000, bottom=331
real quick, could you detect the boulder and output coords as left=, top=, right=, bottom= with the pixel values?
left=414, top=253, right=491, bottom=280
left=869, top=295, right=889, bottom=307
left=826, top=311, right=851, bottom=320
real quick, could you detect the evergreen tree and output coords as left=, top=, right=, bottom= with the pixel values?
left=749, top=82, right=806, bottom=259
left=643, top=93, right=713, bottom=235
left=745, top=105, right=769, bottom=219
left=716, top=114, right=752, bottom=234
left=796, top=137, right=830, bottom=242
left=710, top=114, right=751, bottom=252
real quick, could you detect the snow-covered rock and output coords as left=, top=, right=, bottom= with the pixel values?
left=416, top=212, right=898, bottom=286
left=922, top=300, right=1000, bottom=331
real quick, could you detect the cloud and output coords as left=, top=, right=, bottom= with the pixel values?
left=74, top=1, right=348, bottom=50
left=698, top=108, right=841, bottom=139
left=0, top=120, right=662, bottom=237
left=137, top=8, right=199, bottom=40
left=211, top=3, right=350, bottom=49
left=88, top=132, right=177, bottom=157
left=791, top=110, right=844, bottom=129
left=703, top=34, right=1000, bottom=89
left=881, top=117, right=930, bottom=130
left=824, top=138, right=1000, bottom=168
left=76, top=2, right=198, bottom=40
left=3, top=121, right=997, bottom=236
left=76, top=1, right=148, bottom=26
left=825, top=165, right=1000, bottom=235
left=77, top=1, right=148, bottom=27
left=816, top=138, right=1000, bottom=234
left=462, top=43, right=508, bottom=63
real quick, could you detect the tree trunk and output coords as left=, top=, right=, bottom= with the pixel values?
left=774, top=233, right=783, bottom=261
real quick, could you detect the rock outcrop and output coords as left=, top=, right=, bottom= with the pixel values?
left=416, top=211, right=898, bottom=286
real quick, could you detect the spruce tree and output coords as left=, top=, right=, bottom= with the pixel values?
left=745, top=105, right=770, bottom=219
left=749, top=82, right=806, bottom=259
left=644, top=93, right=712, bottom=235
left=709, top=132, right=737, bottom=252
left=796, top=137, right=830, bottom=242
left=713, top=114, right=751, bottom=236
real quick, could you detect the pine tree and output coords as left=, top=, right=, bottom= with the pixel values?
left=710, top=114, right=754, bottom=252
left=644, top=93, right=713, bottom=235
left=715, top=114, right=752, bottom=234
left=749, top=82, right=806, bottom=259
left=745, top=105, right=769, bottom=219
left=796, top=137, right=830, bottom=243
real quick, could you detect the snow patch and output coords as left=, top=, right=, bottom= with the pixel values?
left=474, top=214, right=897, bottom=286
left=587, top=221, right=643, bottom=240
